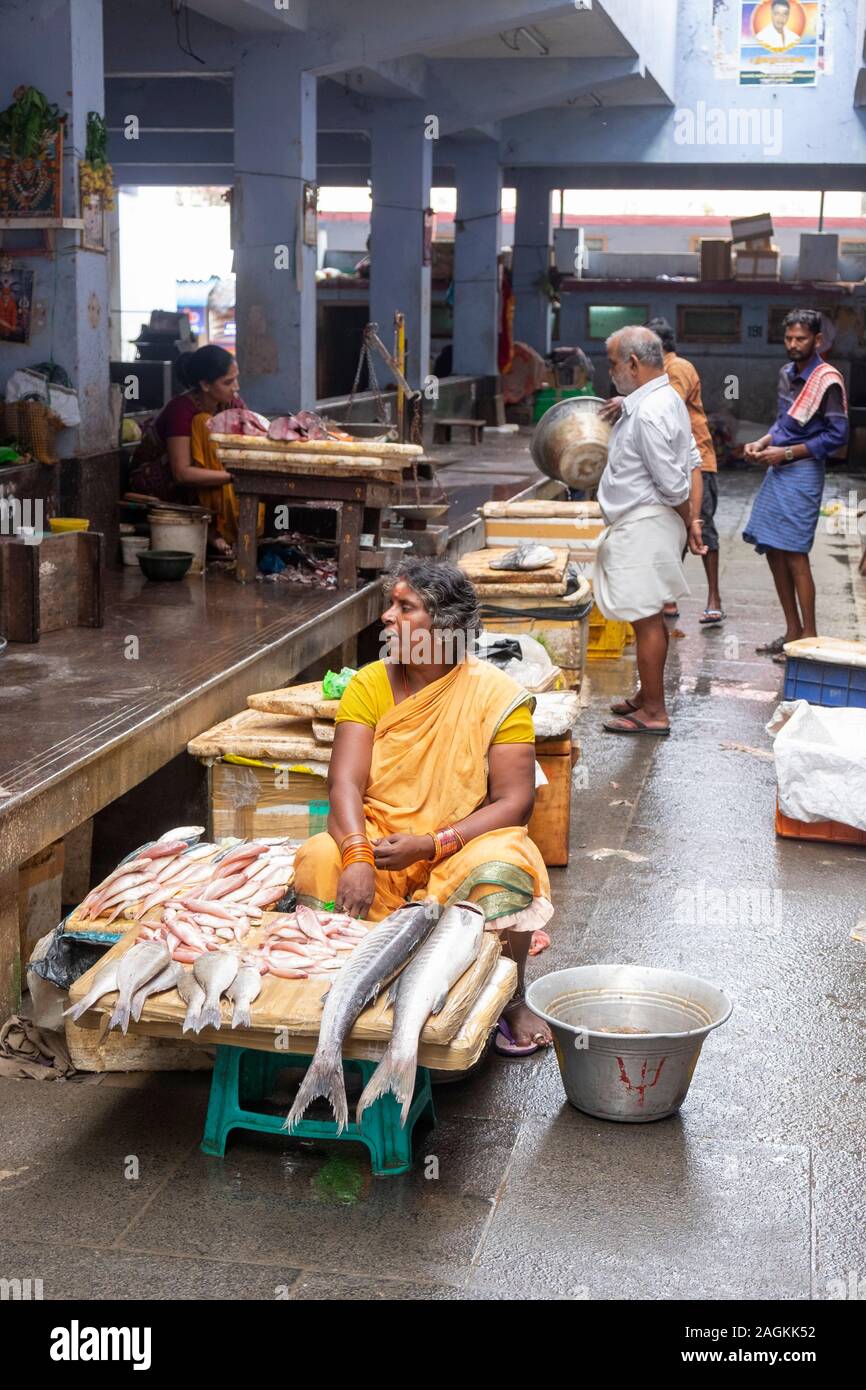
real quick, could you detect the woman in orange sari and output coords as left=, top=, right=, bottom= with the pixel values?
left=293, top=558, right=554, bottom=1054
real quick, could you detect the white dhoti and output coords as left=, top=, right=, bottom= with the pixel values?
left=594, top=502, right=689, bottom=622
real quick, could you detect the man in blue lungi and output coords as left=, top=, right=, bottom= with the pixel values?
left=743, top=308, right=848, bottom=659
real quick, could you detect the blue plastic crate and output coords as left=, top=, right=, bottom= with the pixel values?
left=783, top=656, right=866, bottom=709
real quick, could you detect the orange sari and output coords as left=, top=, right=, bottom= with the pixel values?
left=189, top=413, right=263, bottom=544
left=293, top=659, right=553, bottom=933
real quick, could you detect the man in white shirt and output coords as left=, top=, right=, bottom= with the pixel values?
left=597, top=327, right=704, bottom=736
left=756, top=0, right=800, bottom=48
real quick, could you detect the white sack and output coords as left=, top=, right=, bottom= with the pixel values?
left=767, top=700, right=866, bottom=831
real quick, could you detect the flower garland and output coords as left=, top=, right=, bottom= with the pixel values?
left=79, top=112, right=115, bottom=211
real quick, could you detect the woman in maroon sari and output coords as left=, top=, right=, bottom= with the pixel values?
left=129, top=345, right=243, bottom=556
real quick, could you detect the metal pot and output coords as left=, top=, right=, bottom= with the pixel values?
left=527, top=964, right=733, bottom=1123
left=530, top=394, right=611, bottom=491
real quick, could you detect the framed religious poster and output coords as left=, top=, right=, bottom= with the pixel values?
left=0, top=261, right=34, bottom=344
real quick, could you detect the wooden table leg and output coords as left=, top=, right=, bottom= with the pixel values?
left=339, top=501, right=363, bottom=591
left=0, top=867, right=21, bottom=1025
left=235, top=493, right=260, bottom=583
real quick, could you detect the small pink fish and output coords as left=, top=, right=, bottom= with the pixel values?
left=295, top=904, right=329, bottom=945
left=201, top=874, right=248, bottom=900
left=172, top=945, right=202, bottom=964
left=178, top=897, right=237, bottom=922
left=142, top=840, right=189, bottom=859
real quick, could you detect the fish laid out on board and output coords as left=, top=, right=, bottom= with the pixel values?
left=130, top=959, right=186, bottom=1024
left=356, top=902, right=485, bottom=1126
left=62, top=958, right=120, bottom=1022
left=489, top=543, right=557, bottom=572
left=193, top=950, right=240, bottom=1032
left=285, top=899, right=441, bottom=1135
left=108, top=940, right=171, bottom=1035
left=177, top=968, right=206, bottom=1034
left=226, top=963, right=264, bottom=1029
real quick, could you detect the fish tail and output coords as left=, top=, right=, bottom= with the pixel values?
left=63, top=989, right=94, bottom=1021
left=196, top=1004, right=222, bottom=1033
left=182, top=1001, right=201, bottom=1034
left=131, top=995, right=146, bottom=1025
left=108, top=999, right=131, bottom=1035
left=285, top=1048, right=348, bottom=1135
left=356, top=1046, right=417, bottom=1129
left=231, top=1002, right=251, bottom=1030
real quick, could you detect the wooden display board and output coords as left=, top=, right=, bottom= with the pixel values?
left=67, top=921, right=507, bottom=1070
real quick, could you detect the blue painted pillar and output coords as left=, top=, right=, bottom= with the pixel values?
left=452, top=142, right=502, bottom=377
left=0, top=0, right=112, bottom=455
left=512, top=170, right=552, bottom=356
left=369, top=107, right=432, bottom=389
left=233, top=40, right=316, bottom=413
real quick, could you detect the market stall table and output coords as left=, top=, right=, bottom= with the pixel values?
left=211, top=435, right=421, bottom=586
left=67, top=922, right=516, bottom=1175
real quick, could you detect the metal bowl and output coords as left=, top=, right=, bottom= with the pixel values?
left=530, top=394, right=612, bottom=490
left=527, top=964, right=732, bottom=1123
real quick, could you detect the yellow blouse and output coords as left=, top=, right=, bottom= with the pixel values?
left=335, top=661, right=535, bottom=744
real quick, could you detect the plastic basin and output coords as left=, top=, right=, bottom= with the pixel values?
left=48, top=517, right=89, bottom=533
left=137, top=549, right=194, bottom=581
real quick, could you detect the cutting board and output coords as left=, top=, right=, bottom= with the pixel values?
left=458, top=546, right=569, bottom=588
left=67, top=921, right=502, bottom=1053
left=482, top=500, right=602, bottom=519
left=188, top=708, right=333, bottom=762
left=247, top=682, right=340, bottom=720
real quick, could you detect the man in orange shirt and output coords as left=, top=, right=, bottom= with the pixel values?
left=645, top=318, right=723, bottom=625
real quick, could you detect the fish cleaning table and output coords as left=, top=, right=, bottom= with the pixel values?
left=210, top=435, right=420, bottom=587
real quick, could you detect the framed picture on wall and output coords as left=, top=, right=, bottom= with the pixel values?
left=302, top=183, right=318, bottom=248
left=80, top=196, right=106, bottom=252
left=0, top=262, right=34, bottom=343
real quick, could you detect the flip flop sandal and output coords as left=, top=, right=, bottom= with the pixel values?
left=663, top=607, right=680, bottom=620
left=603, top=713, right=671, bottom=737
left=494, top=1015, right=544, bottom=1058
left=609, top=696, right=641, bottom=715
left=699, top=609, right=726, bottom=626
left=756, top=635, right=786, bottom=654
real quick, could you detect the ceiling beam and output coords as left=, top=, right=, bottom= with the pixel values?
left=184, top=0, right=308, bottom=33
left=427, top=56, right=643, bottom=133
left=308, top=2, right=591, bottom=74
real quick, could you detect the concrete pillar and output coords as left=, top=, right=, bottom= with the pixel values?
left=452, top=142, right=502, bottom=377
left=369, top=106, right=433, bottom=389
left=0, top=0, right=113, bottom=456
left=233, top=40, right=317, bottom=413
left=512, top=170, right=553, bottom=356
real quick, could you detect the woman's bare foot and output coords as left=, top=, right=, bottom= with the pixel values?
left=502, top=999, right=552, bottom=1048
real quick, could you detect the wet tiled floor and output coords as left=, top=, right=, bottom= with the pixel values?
left=1, top=470, right=864, bottom=1300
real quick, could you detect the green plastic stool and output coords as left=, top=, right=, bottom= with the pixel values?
left=200, top=1046, right=435, bottom=1177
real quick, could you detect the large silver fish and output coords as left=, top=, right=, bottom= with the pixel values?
left=130, top=959, right=186, bottom=1024
left=356, top=902, right=485, bottom=1126
left=63, top=957, right=120, bottom=1022
left=177, top=968, right=205, bottom=1034
left=489, top=543, right=556, bottom=571
left=226, top=963, right=263, bottom=1029
left=285, top=899, right=441, bottom=1135
left=108, top=940, right=170, bottom=1034
left=193, top=950, right=239, bottom=1032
